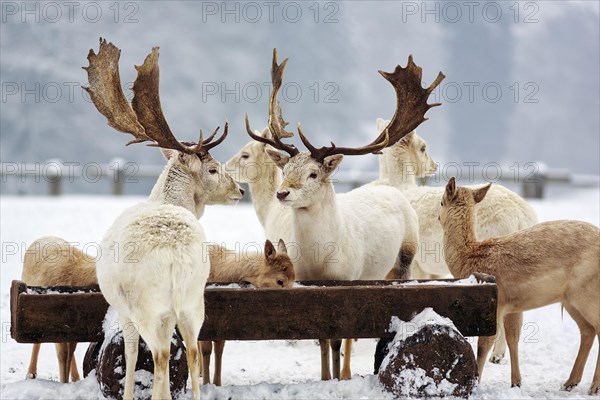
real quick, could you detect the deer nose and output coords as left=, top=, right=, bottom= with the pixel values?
left=277, top=191, right=290, bottom=200
left=239, top=188, right=245, bottom=196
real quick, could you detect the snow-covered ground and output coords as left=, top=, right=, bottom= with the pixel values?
left=1, top=187, right=599, bottom=399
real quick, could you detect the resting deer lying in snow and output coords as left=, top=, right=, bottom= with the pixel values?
left=245, top=49, right=444, bottom=381
left=200, top=239, right=294, bottom=386
left=372, top=118, right=537, bottom=364
left=440, top=177, right=600, bottom=393
left=85, top=39, right=243, bottom=400
left=225, top=127, right=293, bottom=244
left=22, top=236, right=97, bottom=383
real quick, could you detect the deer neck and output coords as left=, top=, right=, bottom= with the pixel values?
left=292, top=184, right=342, bottom=266
left=442, top=203, right=479, bottom=278
left=385, top=150, right=418, bottom=190
left=149, top=161, right=205, bottom=219
left=249, top=160, right=281, bottom=226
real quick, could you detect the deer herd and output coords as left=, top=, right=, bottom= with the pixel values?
left=18, top=38, right=599, bottom=399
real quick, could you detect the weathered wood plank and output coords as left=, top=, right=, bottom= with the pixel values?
left=10, top=276, right=497, bottom=343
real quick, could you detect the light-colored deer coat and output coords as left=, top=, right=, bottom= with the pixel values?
left=22, top=236, right=97, bottom=383
left=226, top=127, right=292, bottom=244
left=440, top=178, right=600, bottom=394
left=97, top=150, right=242, bottom=400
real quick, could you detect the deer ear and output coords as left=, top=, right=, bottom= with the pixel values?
left=473, top=183, right=492, bottom=204
left=400, top=130, right=415, bottom=145
left=322, top=154, right=344, bottom=175
left=376, top=118, right=389, bottom=132
left=277, top=239, right=288, bottom=255
left=445, top=177, right=457, bottom=200
left=161, top=148, right=176, bottom=160
left=264, top=240, right=276, bottom=259
left=265, top=149, right=289, bottom=169
left=260, top=127, right=272, bottom=139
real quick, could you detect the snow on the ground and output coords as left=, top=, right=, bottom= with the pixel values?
left=1, top=187, right=599, bottom=399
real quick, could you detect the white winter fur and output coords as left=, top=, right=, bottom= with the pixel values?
left=22, top=236, right=97, bottom=383
left=226, top=127, right=292, bottom=244
left=267, top=151, right=419, bottom=380
left=372, top=118, right=538, bottom=362
left=97, top=151, right=243, bottom=400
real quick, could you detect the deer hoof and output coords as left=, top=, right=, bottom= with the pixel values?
left=588, top=383, right=599, bottom=395
left=340, top=370, right=352, bottom=380
left=489, top=354, right=504, bottom=364
left=562, top=382, right=578, bottom=391
left=26, top=372, right=36, bottom=379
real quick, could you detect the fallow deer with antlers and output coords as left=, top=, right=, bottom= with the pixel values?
left=246, top=49, right=444, bottom=381
left=85, top=38, right=243, bottom=400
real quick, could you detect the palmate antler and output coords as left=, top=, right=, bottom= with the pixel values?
left=247, top=49, right=445, bottom=162
left=83, top=38, right=227, bottom=157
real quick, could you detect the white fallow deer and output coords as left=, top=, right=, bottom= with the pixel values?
left=372, top=118, right=538, bottom=363
left=440, top=177, right=600, bottom=394
left=225, top=127, right=293, bottom=244
left=85, top=38, right=243, bottom=400
left=200, top=239, right=295, bottom=386
left=22, top=236, right=97, bottom=383
left=245, top=49, right=444, bottom=381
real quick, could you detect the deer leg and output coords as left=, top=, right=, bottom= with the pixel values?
left=55, top=343, right=69, bottom=383
left=563, top=304, right=595, bottom=391
left=319, top=339, right=331, bottom=380
left=476, top=335, right=495, bottom=382
left=331, top=339, right=342, bottom=380
left=489, top=319, right=507, bottom=364
left=213, top=340, right=225, bottom=386
left=340, top=339, right=352, bottom=380
left=504, top=313, right=523, bottom=387
left=178, top=315, right=202, bottom=400
left=66, top=342, right=79, bottom=382
left=589, top=333, right=600, bottom=395
left=26, top=343, right=41, bottom=379
left=150, top=346, right=172, bottom=400
left=200, top=341, right=212, bottom=385
left=122, top=318, right=140, bottom=400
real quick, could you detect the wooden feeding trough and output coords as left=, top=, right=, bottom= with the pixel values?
left=11, top=273, right=497, bottom=343
left=11, top=274, right=497, bottom=398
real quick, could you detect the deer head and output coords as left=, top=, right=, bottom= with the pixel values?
left=84, top=38, right=244, bottom=213
left=439, top=177, right=492, bottom=225
left=225, top=126, right=287, bottom=184
left=376, top=118, right=437, bottom=178
left=246, top=49, right=445, bottom=209
left=254, top=239, right=295, bottom=288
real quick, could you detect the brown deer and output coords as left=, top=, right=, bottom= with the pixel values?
left=245, top=49, right=444, bottom=381
left=22, top=236, right=97, bottom=383
left=200, top=239, right=294, bottom=386
left=439, top=177, right=600, bottom=394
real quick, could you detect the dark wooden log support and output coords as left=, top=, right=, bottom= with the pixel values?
left=10, top=274, right=497, bottom=343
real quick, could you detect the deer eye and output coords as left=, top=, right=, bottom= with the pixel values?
left=209, top=168, right=218, bottom=175
left=241, top=153, right=250, bottom=160
left=421, top=146, right=426, bottom=153
left=309, top=172, right=318, bottom=179
left=440, top=201, right=443, bottom=206
left=277, top=279, right=285, bottom=286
